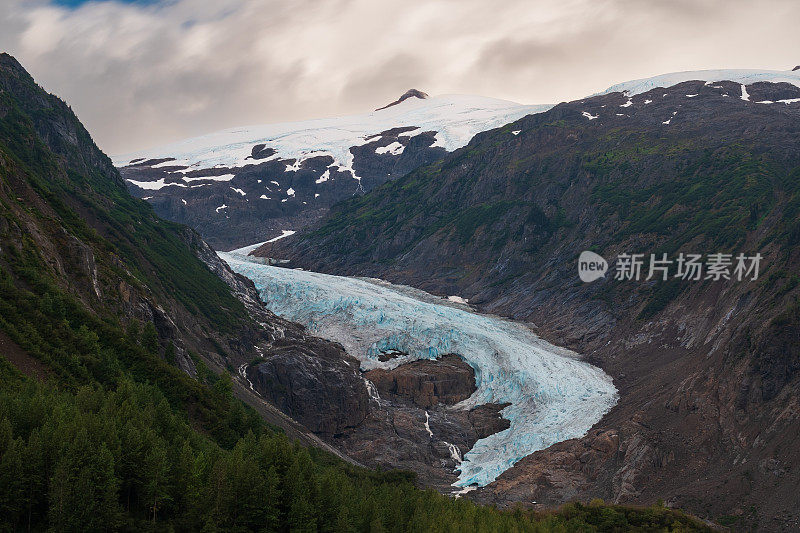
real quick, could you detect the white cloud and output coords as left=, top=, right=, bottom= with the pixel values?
left=1, top=0, right=799, bottom=155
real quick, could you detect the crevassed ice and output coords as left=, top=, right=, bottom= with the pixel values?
left=219, top=251, right=618, bottom=488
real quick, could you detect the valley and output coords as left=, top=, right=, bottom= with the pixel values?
left=257, top=71, right=800, bottom=529
left=220, top=248, right=617, bottom=491
left=109, top=66, right=800, bottom=529
left=1, top=32, right=799, bottom=529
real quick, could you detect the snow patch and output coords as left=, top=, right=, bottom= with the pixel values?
left=375, top=141, right=405, bottom=155
left=453, top=486, right=477, bottom=498
left=582, top=111, right=599, bottom=120
left=183, top=174, right=235, bottom=182
left=127, top=178, right=187, bottom=190
left=315, top=169, right=330, bottom=184
left=266, top=230, right=296, bottom=243
left=758, top=98, right=800, bottom=105
left=446, top=442, right=462, bottom=463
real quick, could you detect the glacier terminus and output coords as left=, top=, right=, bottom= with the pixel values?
left=220, top=249, right=618, bottom=488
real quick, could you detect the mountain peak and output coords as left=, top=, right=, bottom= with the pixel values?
left=0, top=52, right=21, bottom=67
left=794, top=65, right=800, bottom=71
left=0, top=52, right=34, bottom=82
left=375, top=89, right=429, bottom=111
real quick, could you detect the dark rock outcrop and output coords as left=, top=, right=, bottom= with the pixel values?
left=364, top=354, right=475, bottom=408
left=468, top=403, right=511, bottom=439
left=247, top=340, right=369, bottom=436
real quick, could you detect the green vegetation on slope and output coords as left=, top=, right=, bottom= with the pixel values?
left=0, top=362, right=711, bottom=532
left=0, top=53, right=249, bottom=333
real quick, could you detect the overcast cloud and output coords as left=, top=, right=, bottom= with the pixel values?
left=1, top=0, right=799, bottom=155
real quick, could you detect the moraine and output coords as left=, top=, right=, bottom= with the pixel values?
left=220, top=248, right=618, bottom=488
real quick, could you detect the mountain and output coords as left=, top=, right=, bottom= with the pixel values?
left=0, top=52, right=716, bottom=531
left=260, top=70, right=800, bottom=530
left=114, top=92, right=551, bottom=249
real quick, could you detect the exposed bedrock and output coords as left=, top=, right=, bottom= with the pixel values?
left=247, top=338, right=369, bottom=437
left=248, top=344, right=512, bottom=491
left=363, top=353, right=476, bottom=408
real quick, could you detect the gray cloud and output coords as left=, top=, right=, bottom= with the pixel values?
left=1, top=0, right=798, bottom=155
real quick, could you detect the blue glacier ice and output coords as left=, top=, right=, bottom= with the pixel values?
left=219, top=250, right=618, bottom=488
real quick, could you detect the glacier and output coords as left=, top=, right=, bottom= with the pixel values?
left=220, top=250, right=618, bottom=488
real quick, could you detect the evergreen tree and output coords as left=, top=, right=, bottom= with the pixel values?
left=48, top=431, right=121, bottom=532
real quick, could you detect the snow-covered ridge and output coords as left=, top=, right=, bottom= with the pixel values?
left=600, top=68, right=800, bottom=97
left=113, top=94, right=552, bottom=177
left=115, top=69, right=800, bottom=184
left=220, top=249, right=618, bottom=488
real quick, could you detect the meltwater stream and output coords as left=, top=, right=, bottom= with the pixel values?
left=220, top=250, right=617, bottom=488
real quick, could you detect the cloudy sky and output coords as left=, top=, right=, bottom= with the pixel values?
left=2, top=0, right=798, bottom=155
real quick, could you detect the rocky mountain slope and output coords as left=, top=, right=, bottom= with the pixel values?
left=0, top=50, right=374, bottom=459
left=114, top=92, right=550, bottom=249
left=262, top=71, right=800, bottom=530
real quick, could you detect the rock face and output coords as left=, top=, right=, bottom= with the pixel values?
left=247, top=339, right=369, bottom=436
left=267, top=79, right=800, bottom=528
left=364, top=354, right=475, bottom=408
left=245, top=342, right=511, bottom=492
left=468, top=403, right=511, bottom=439
left=118, top=132, right=447, bottom=250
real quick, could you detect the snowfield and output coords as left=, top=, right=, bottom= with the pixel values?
left=600, top=68, right=800, bottom=97
left=114, top=95, right=552, bottom=179
left=220, top=250, right=618, bottom=488
left=116, top=68, right=800, bottom=179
